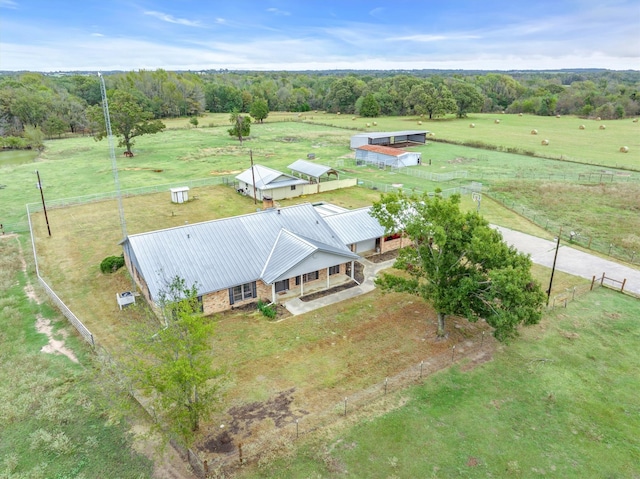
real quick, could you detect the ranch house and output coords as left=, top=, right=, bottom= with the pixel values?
left=120, top=203, right=407, bottom=315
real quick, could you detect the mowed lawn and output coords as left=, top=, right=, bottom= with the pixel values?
left=238, top=287, right=640, bottom=479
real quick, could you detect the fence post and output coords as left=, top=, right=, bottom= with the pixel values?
left=600, top=273, right=605, bottom=286
left=591, top=275, right=596, bottom=291
left=621, top=279, right=626, bottom=293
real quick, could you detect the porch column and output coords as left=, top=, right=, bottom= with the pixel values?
left=272, top=283, right=276, bottom=303
left=326, top=267, right=330, bottom=289
left=350, top=261, right=354, bottom=280
left=300, top=276, right=303, bottom=296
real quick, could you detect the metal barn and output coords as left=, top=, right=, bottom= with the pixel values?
left=355, top=144, right=422, bottom=169
left=350, top=130, right=428, bottom=149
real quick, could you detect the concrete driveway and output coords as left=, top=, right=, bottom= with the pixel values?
left=494, top=225, right=640, bottom=296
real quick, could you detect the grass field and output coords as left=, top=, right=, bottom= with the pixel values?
left=237, top=287, right=640, bottom=479
left=3, top=112, right=640, bottom=475
left=0, top=236, right=154, bottom=479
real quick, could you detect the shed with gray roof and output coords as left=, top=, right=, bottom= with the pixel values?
left=350, top=130, right=428, bottom=149
left=236, top=164, right=309, bottom=201
left=288, top=159, right=339, bottom=183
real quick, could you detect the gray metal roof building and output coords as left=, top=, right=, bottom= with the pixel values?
left=288, top=159, right=338, bottom=181
left=322, top=207, right=386, bottom=246
left=350, top=130, right=428, bottom=149
left=236, top=164, right=308, bottom=190
left=122, top=203, right=359, bottom=301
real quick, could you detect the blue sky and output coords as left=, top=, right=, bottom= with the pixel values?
left=1, top=0, right=638, bottom=71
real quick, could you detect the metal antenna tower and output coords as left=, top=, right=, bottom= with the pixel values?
left=98, top=72, right=128, bottom=240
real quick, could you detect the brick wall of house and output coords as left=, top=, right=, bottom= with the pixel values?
left=202, top=280, right=271, bottom=315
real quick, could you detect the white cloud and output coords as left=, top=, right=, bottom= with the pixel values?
left=266, top=8, right=290, bottom=16
left=0, top=0, right=17, bottom=8
left=143, top=10, right=203, bottom=27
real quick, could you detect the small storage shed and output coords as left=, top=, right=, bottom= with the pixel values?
left=170, top=187, right=190, bottom=204
left=288, top=159, right=339, bottom=183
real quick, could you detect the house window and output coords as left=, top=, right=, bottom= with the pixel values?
left=304, top=271, right=319, bottom=282
left=329, top=265, right=340, bottom=275
left=291, top=185, right=296, bottom=191
left=197, top=296, right=204, bottom=313
left=229, top=282, right=257, bottom=305
left=295, top=271, right=319, bottom=285
left=275, top=279, right=289, bottom=293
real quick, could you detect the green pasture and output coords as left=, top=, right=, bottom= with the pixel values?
left=0, top=237, right=153, bottom=479
left=308, top=112, right=640, bottom=169
left=239, top=287, right=640, bottom=479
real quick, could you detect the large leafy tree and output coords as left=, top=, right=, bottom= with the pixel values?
left=249, top=98, right=269, bottom=123
left=126, top=277, right=223, bottom=446
left=447, top=80, right=485, bottom=118
left=88, top=89, right=165, bottom=156
left=370, top=192, right=545, bottom=342
left=359, top=93, right=380, bottom=117
left=228, top=111, right=251, bottom=144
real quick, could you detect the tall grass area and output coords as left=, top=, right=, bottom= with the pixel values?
left=240, top=288, right=640, bottom=478
left=0, top=237, right=153, bottom=478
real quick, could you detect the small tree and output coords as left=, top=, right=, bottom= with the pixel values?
left=228, top=111, right=251, bottom=144
left=249, top=98, right=269, bottom=123
left=126, top=276, right=223, bottom=446
left=370, top=191, right=545, bottom=341
left=189, top=116, right=199, bottom=128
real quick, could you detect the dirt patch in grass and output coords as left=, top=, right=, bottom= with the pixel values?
left=201, top=388, right=307, bottom=454
left=35, top=315, right=79, bottom=363
left=365, top=249, right=399, bottom=263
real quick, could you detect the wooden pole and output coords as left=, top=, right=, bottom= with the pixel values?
left=621, top=278, right=626, bottom=293
left=36, top=170, right=51, bottom=237
left=546, top=231, right=561, bottom=306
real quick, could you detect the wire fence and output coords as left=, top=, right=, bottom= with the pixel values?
left=27, top=204, right=95, bottom=347
left=486, top=190, right=640, bottom=265
left=200, top=330, right=497, bottom=476
left=26, top=175, right=236, bottom=214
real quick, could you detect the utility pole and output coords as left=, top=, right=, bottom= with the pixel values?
left=546, top=228, right=562, bottom=306
left=36, top=170, right=51, bottom=237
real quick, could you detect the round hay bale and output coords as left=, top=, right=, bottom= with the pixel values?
left=579, top=124, right=585, bottom=130
left=494, top=119, right=500, bottom=124
left=596, top=116, right=601, bottom=121
left=366, top=123, right=370, bottom=127
left=518, top=113, right=523, bottom=117
left=427, top=132, right=436, bottom=138
left=599, top=124, right=606, bottom=130
left=620, top=146, right=629, bottom=153
left=541, top=139, right=549, bottom=145
left=501, top=111, right=506, bottom=114
left=531, top=129, right=538, bottom=135
left=373, top=121, right=377, bottom=126
left=633, top=118, right=638, bottom=123
left=469, top=123, right=475, bottom=128
left=556, top=114, right=561, bottom=118
left=352, top=117, right=356, bottom=120
left=337, top=111, right=341, bottom=115
left=418, top=121, right=422, bottom=125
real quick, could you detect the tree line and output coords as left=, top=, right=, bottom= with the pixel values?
left=1, top=69, right=638, bottom=147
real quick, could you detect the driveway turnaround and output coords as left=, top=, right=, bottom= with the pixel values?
left=285, top=227, right=640, bottom=316
left=494, top=225, right=640, bottom=296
